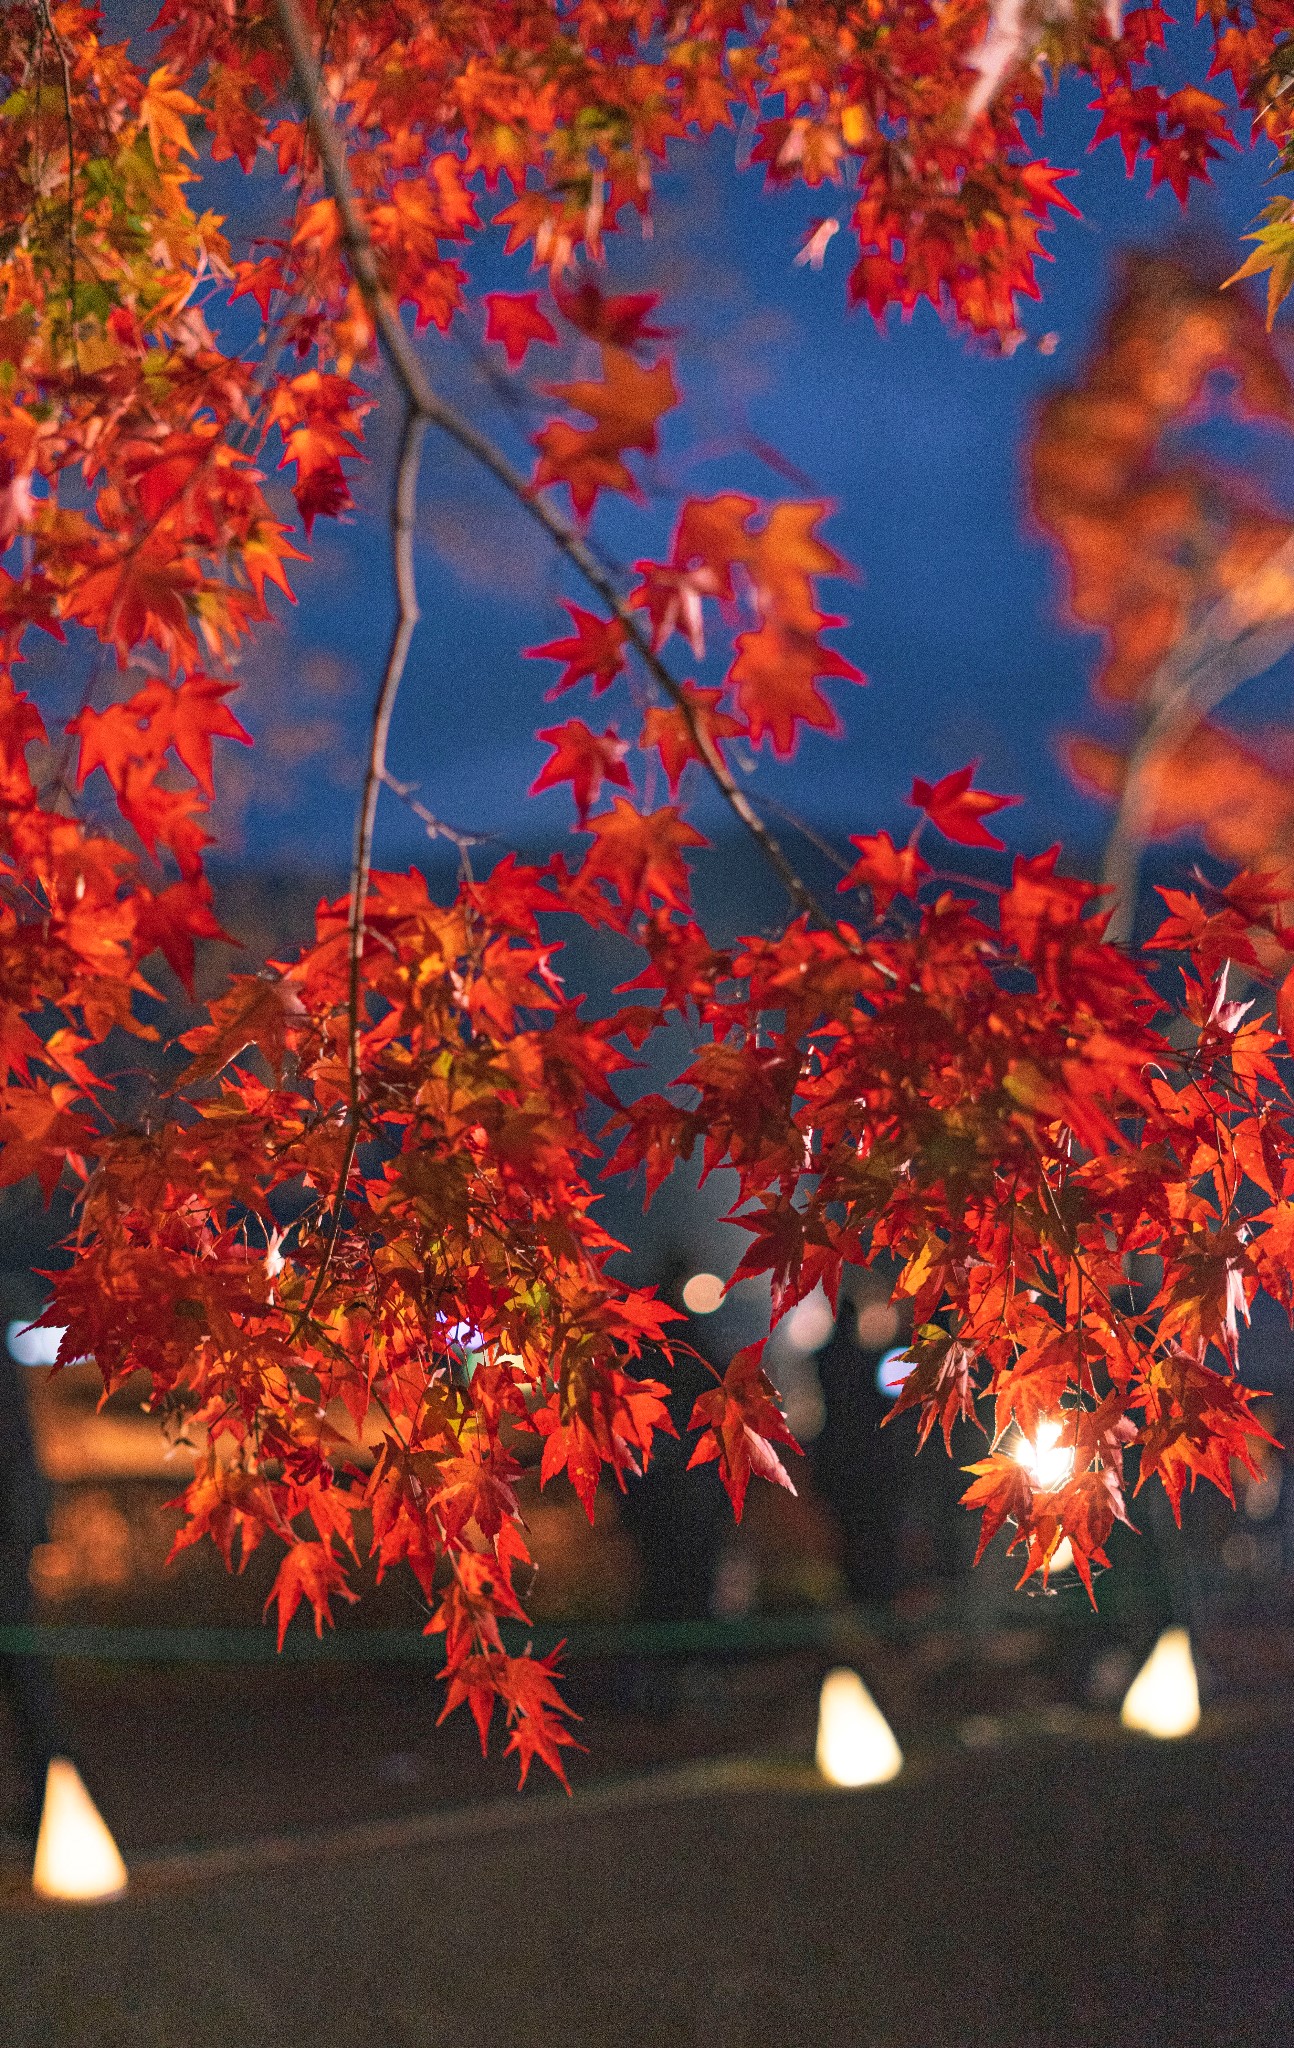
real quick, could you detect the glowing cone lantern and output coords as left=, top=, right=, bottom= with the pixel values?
left=1120, top=1627, right=1200, bottom=1740
left=815, top=1667, right=904, bottom=1787
left=31, top=1759, right=129, bottom=1902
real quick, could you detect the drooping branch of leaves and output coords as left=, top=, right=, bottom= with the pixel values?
left=3, top=1, right=1294, bottom=1785
left=272, top=0, right=828, bottom=932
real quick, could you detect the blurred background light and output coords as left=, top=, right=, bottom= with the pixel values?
left=875, top=1348, right=913, bottom=1399
left=682, top=1272, right=726, bottom=1315
left=7, top=1319, right=65, bottom=1368
left=855, top=1301, right=899, bottom=1349
left=782, top=1287, right=835, bottom=1352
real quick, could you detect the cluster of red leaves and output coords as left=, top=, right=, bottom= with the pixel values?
left=609, top=832, right=1283, bottom=1601
left=136, top=0, right=1281, bottom=346
left=2, top=0, right=1293, bottom=1786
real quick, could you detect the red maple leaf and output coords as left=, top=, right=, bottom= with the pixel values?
left=133, top=877, right=230, bottom=993
left=960, top=1450, right=1034, bottom=1564
left=553, top=280, right=668, bottom=348
left=530, top=719, right=632, bottom=824
left=909, top=763, right=1021, bottom=848
left=71, top=674, right=250, bottom=800
left=264, top=1539, right=358, bottom=1650
left=483, top=291, right=558, bottom=366
left=641, top=686, right=745, bottom=794
left=689, top=1343, right=801, bottom=1521
left=838, top=829, right=929, bottom=912
left=526, top=604, right=628, bottom=699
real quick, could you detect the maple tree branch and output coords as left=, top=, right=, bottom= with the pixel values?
left=272, top=0, right=828, bottom=930
left=291, top=402, right=428, bottom=1341
left=1102, top=534, right=1294, bottom=945
left=34, top=0, right=78, bottom=371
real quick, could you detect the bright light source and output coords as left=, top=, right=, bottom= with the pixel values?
left=1120, top=1626, right=1200, bottom=1740
left=782, top=1286, right=835, bottom=1351
left=876, top=1347, right=913, bottom=1399
left=31, top=1759, right=129, bottom=1902
left=682, top=1271, right=725, bottom=1315
left=1013, top=1417, right=1074, bottom=1491
left=815, top=1667, right=903, bottom=1788
left=1049, top=1537, right=1075, bottom=1573
left=7, top=1318, right=65, bottom=1368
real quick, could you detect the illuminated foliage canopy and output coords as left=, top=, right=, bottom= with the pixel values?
left=2, top=0, right=1293, bottom=1781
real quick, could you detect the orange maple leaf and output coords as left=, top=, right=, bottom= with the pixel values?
left=176, top=974, right=305, bottom=1086
left=581, top=798, right=706, bottom=913
left=534, top=347, right=678, bottom=518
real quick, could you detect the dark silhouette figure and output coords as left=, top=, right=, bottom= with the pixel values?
left=617, top=1257, right=730, bottom=1626
left=811, top=1306, right=907, bottom=1609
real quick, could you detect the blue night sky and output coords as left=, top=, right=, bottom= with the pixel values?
left=185, top=16, right=1293, bottom=886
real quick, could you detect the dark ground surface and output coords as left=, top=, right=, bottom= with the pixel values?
left=0, top=1708, right=1291, bottom=2048
left=0, top=1640, right=1291, bottom=2048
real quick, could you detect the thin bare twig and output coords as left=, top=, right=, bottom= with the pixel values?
left=272, top=0, right=828, bottom=930
left=380, top=769, right=490, bottom=874
left=290, top=403, right=428, bottom=1339
left=35, top=0, right=78, bottom=371
left=1102, top=533, right=1294, bottom=945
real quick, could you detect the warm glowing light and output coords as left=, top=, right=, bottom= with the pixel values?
left=783, top=1286, right=835, bottom=1351
left=31, top=1759, right=129, bottom=1902
left=1120, top=1627, right=1200, bottom=1739
left=1049, top=1537, right=1074, bottom=1573
left=682, top=1271, right=725, bottom=1315
left=1013, top=1417, right=1074, bottom=1490
left=855, top=1299, right=899, bottom=1349
left=815, top=1667, right=904, bottom=1788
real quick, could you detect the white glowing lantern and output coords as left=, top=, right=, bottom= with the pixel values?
left=31, top=1758, right=129, bottom=1902
left=815, top=1667, right=904, bottom=1788
left=1013, top=1417, right=1074, bottom=1491
left=1049, top=1536, right=1074, bottom=1573
left=1119, top=1626, right=1200, bottom=1740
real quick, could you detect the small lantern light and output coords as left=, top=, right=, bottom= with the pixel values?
left=1120, top=1626, right=1200, bottom=1740
left=31, top=1758, right=129, bottom=1903
left=815, top=1667, right=904, bottom=1788
left=1013, top=1418, right=1074, bottom=1491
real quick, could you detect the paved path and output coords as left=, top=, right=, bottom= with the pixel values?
left=2, top=1717, right=1290, bottom=2048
